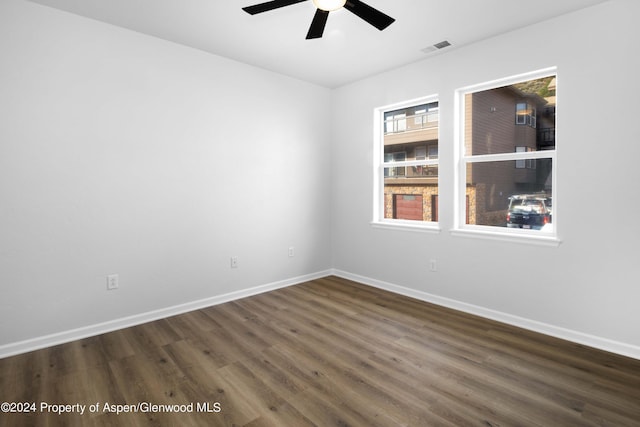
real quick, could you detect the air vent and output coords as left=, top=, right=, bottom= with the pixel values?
left=421, top=40, right=452, bottom=54
left=433, top=40, right=451, bottom=49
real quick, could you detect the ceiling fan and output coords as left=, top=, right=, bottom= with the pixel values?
left=242, top=0, right=395, bottom=39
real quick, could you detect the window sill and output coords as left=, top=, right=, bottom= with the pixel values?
left=450, top=227, right=561, bottom=247
left=371, top=220, right=442, bottom=234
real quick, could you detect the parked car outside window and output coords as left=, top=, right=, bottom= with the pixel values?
left=506, top=194, right=552, bottom=230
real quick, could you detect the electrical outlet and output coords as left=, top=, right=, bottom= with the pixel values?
left=288, top=247, right=295, bottom=257
left=429, top=259, right=437, bottom=272
left=107, top=274, right=119, bottom=290
left=230, top=256, right=239, bottom=268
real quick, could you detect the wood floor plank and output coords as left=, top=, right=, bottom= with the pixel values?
left=1, top=276, right=639, bottom=426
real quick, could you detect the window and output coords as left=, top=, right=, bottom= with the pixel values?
left=385, top=112, right=406, bottom=133
left=516, top=102, right=536, bottom=127
left=374, top=95, right=439, bottom=229
left=455, top=69, right=557, bottom=241
left=384, top=152, right=406, bottom=177
left=515, top=147, right=536, bottom=169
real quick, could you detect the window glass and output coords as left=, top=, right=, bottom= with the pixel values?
left=458, top=71, right=556, bottom=235
left=377, top=98, right=439, bottom=225
left=466, top=159, right=553, bottom=229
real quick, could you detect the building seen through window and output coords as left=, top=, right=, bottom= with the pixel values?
left=383, top=101, right=439, bottom=222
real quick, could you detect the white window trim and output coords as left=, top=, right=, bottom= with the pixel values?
left=453, top=67, right=560, bottom=246
left=372, top=94, right=441, bottom=232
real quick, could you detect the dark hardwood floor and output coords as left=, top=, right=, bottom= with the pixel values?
left=1, top=276, right=639, bottom=426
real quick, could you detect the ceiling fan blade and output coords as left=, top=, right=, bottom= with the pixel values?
left=306, top=9, right=329, bottom=39
left=344, top=0, right=395, bottom=31
left=242, top=0, right=307, bottom=15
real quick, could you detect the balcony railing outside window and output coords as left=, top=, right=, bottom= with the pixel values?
left=384, top=111, right=439, bottom=134
left=537, top=128, right=555, bottom=149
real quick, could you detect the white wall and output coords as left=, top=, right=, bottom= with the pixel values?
left=0, top=0, right=332, bottom=352
left=331, top=0, right=640, bottom=357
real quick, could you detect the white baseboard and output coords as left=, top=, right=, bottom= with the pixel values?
left=0, top=270, right=332, bottom=359
left=3, top=269, right=638, bottom=361
left=331, top=269, right=640, bottom=361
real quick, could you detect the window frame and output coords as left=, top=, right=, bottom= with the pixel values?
left=372, top=94, right=441, bottom=233
left=453, top=68, right=560, bottom=246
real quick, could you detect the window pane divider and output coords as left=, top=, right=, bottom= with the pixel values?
left=463, top=150, right=555, bottom=163
left=384, top=159, right=439, bottom=167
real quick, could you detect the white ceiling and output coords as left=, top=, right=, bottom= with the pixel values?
left=27, top=0, right=607, bottom=88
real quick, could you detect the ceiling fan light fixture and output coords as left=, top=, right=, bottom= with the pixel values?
left=312, top=0, right=346, bottom=12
